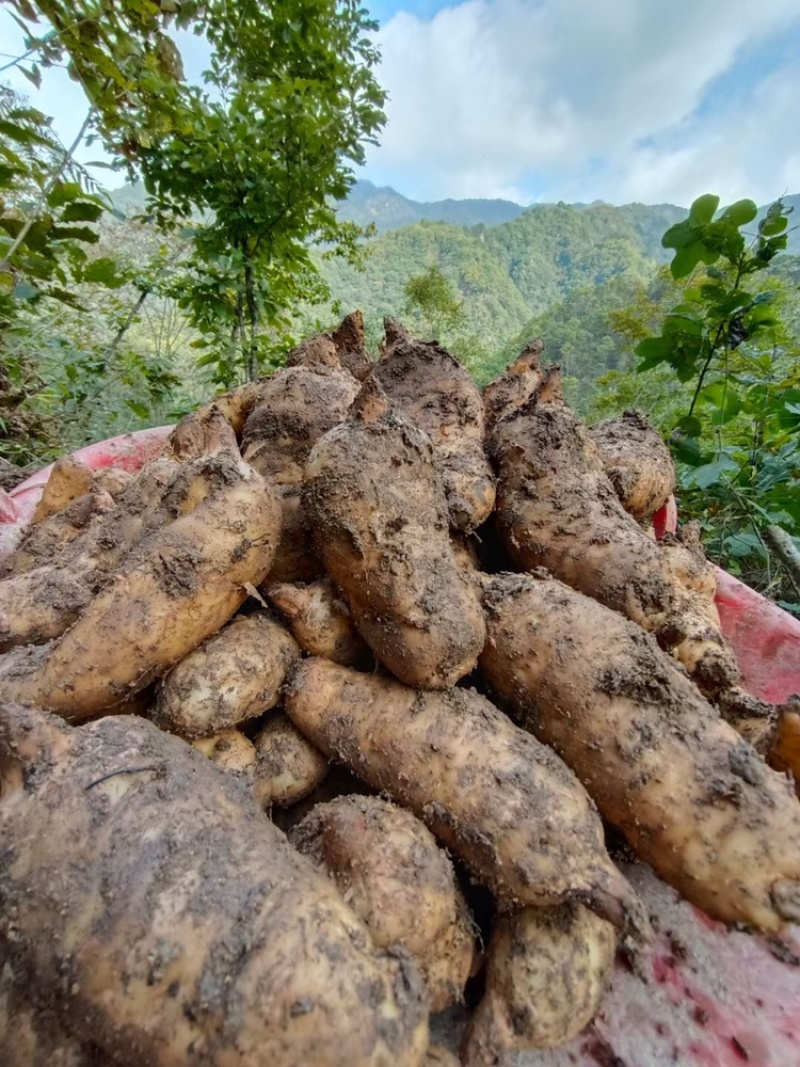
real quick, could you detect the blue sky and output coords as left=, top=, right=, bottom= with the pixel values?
left=2, top=0, right=799, bottom=207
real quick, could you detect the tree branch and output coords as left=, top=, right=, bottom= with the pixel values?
left=764, top=525, right=800, bottom=594
left=0, top=105, right=95, bottom=271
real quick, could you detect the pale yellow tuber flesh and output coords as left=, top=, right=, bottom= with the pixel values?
left=462, top=903, right=616, bottom=1063
left=285, top=657, right=645, bottom=934
left=266, top=577, right=373, bottom=668
left=291, top=794, right=476, bottom=1011
left=152, top=612, right=299, bottom=738
left=191, top=729, right=257, bottom=776
left=480, top=571, right=800, bottom=932
left=489, top=369, right=738, bottom=696
left=375, top=318, right=495, bottom=532
left=253, top=713, right=330, bottom=809
left=0, top=705, right=429, bottom=1067
left=31, top=456, right=94, bottom=524
left=303, top=377, right=486, bottom=689
left=770, top=703, right=800, bottom=787
left=0, top=454, right=281, bottom=719
left=588, top=409, right=676, bottom=523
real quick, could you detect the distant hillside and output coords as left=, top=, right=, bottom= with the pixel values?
left=321, top=201, right=687, bottom=356
left=336, top=179, right=525, bottom=231
left=109, top=178, right=526, bottom=231
left=106, top=180, right=798, bottom=395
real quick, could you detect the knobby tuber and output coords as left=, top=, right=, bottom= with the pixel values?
left=375, top=318, right=495, bottom=532
left=0, top=705, right=429, bottom=1066
left=287, top=311, right=372, bottom=382
left=253, top=712, right=330, bottom=809
left=0, top=454, right=281, bottom=719
left=266, top=577, right=373, bottom=668
left=153, top=611, right=299, bottom=738
left=285, top=657, right=645, bottom=934
left=490, top=366, right=739, bottom=696
left=588, top=409, right=676, bottom=523
left=462, top=903, right=616, bottom=1064
left=241, top=348, right=359, bottom=582
left=481, top=338, right=545, bottom=437
left=303, top=377, right=485, bottom=689
left=192, top=729, right=257, bottom=776
left=480, top=572, right=800, bottom=931
left=30, top=455, right=94, bottom=524
left=291, top=794, right=476, bottom=1011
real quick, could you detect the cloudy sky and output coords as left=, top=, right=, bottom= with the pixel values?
left=2, top=0, right=799, bottom=207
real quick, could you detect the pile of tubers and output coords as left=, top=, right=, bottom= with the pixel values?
left=2, top=310, right=800, bottom=1067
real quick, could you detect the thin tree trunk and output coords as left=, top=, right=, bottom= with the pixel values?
left=244, top=257, right=259, bottom=381
left=104, top=287, right=150, bottom=359
left=235, top=290, right=246, bottom=378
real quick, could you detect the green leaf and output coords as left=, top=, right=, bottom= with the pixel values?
left=671, top=433, right=705, bottom=466
left=689, top=194, right=720, bottom=226
left=760, top=215, right=788, bottom=237
left=720, top=199, right=757, bottom=226
left=47, top=182, right=84, bottom=208
left=671, top=242, right=705, bottom=279
left=635, top=335, right=673, bottom=371
left=692, top=456, right=739, bottom=489
left=676, top=414, right=703, bottom=437
left=61, top=201, right=104, bottom=223
left=126, top=399, right=150, bottom=419
left=663, top=313, right=703, bottom=336
left=82, top=256, right=126, bottom=288
left=725, top=532, right=765, bottom=559
left=50, top=225, right=100, bottom=244
left=19, top=64, right=42, bottom=90
left=662, top=220, right=694, bottom=250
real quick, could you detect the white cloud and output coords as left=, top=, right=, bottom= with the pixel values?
left=369, top=0, right=800, bottom=204
left=600, top=64, right=800, bottom=207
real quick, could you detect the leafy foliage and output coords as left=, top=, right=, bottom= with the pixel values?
left=5, top=0, right=196, bottom=161
left=133, top=0, right=386, bottom=383
left=626, top=195, right=800, bottom=607
left=0, top=84, right=126, bottom=464
left=403, top=265, right=463, bottom=337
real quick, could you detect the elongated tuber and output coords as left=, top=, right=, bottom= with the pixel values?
left=375, top=319, right=495, bottom=532
left=303, top=377, right=485, bottom=689
left=0, top=454, right=281, bottom=719
left=0, top=705, right=429, bottom=1066
left=285, top=657, right=645, bottom=933
left=480, top=571, right=800, bottom=931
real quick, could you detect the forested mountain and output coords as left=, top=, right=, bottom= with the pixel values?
left=92, top=181, right=800, bottom=403
left=335, top=179, right=525, bottom=231
left=320, top=199, right=687, bottom=368
left=110, top=178, right=528, bottom=231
